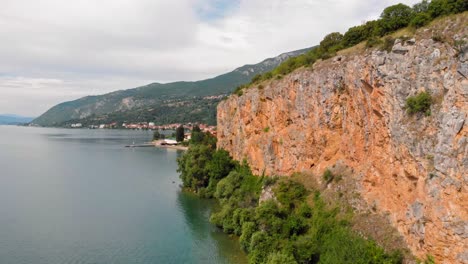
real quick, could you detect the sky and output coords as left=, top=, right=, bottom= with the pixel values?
left=0, top=0, right=421, bottom=116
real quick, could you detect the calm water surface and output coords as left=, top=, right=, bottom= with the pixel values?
left=0, top=126, right=247, bottom=264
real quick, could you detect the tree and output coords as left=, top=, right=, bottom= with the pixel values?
left=410, top=12, right=431, bottom=28
left=266, top=252, right=298, bottom=264
left=342, top=20, right=379, bottom=47
left=192, top=125, right=201, bottom=133
left=190, top=125, right=204, bottom=144
left=413, top=0, right=429, bottom=13
left=380, top=3, right=414, bottom=33
left=428, top=0, right=468, bottom=18
left=177, top=144, right=213, bottom=190
left=207, top=149, right=237, bottom=180
left=319, top=32, right=344, bottom=53
left=176, top=125, right=185, bottom=142
left=153, top=130, right=165, bottom=140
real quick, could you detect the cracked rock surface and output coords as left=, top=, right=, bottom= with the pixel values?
left=217, top=15, right=467, bottom=264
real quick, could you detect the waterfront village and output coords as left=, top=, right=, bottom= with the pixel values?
left=69, top=122, right=217, bottom=135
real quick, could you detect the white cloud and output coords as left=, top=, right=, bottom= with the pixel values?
left=0, top=0, right=421, bottom=116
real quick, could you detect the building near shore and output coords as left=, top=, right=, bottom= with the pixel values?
left=161, top=139, right=178, bottom=145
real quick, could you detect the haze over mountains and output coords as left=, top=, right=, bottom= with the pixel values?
left=0, top=114, right=34, bottom=125
left=32, top=48, right=312, bottom=127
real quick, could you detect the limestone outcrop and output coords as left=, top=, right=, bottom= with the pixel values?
left=217, top=15, right=467, bottom=263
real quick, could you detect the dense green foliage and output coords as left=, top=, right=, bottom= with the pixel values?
left=405, top=92, right=432, bottom=115
left=177, top=139, right=404, bottom=263
left=380, top=4, right=414, bottom=33
left=175, top=125, right=185, bottom=142
left=177, top=132, right=236, bottom=198
left=234, top=0, right=467, bottom=96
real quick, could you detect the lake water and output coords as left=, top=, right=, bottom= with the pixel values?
left=0, top=126, right=247, bottom=264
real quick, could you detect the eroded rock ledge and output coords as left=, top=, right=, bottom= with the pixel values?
left=217, top=16, right=467, bottom=264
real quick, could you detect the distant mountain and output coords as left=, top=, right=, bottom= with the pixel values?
left=32, top=47, right=312, bottom=127
left=0, top=114, right=34, bottom=125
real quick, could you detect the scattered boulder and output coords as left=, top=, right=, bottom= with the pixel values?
left=431, top=48, right=441, bottom=59
left=392, top=43, right=409, bottom=54
left=406, top=38, right=416, bottom=45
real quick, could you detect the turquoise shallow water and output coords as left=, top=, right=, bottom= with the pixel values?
left=0, top=126, right=246, bottom=264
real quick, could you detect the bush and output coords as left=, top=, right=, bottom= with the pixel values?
left=406, top=92, right=432, bottom=115
left=382, top=36, right=396, bottom=52
left=266, top=251, right=297, bottom=264
left=234, top=85, right=246, bottom=96
left=343, top=21, right=379, bottom=47
left=251, top=74, right=262, bottom=83
left=410, top=12, right=431, bottom=28
left=432, top=33, right=445, bottom=42
left=323, top=169, right=334, bottom=183
left=275, top=181, right=307, bottom=209
left=366, top=36, right=383, bottom=48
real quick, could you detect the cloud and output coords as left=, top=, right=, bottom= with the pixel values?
left=0, top=0, right=421, bottom=116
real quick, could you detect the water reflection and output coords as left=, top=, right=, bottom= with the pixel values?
left=177, top=190, right=248, bottom=264
left=0, top=126, right=247, bottom=264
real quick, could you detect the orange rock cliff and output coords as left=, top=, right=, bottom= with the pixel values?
left=217, top=16, right=467, bottom=263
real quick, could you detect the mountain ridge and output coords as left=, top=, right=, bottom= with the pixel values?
left=0, top=114, right=34, bottom=125
left=32, top=47, right=312, bottom=127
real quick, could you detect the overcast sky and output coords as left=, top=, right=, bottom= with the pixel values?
left=0, top=0, right=420, bottom=116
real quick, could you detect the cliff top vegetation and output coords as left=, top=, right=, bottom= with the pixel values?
left=233, top=0, right=467, bottom=96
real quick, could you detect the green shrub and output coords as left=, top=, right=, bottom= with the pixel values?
left=405, top=92, right=432, bottom=115
left=251, top=74, right=262, bottom=83
left=239, top=221, right=257, bottom=252
left=420, top=254, right=436, bottom=264
left=234, top=85, right=246, bottom=96
left=410, top=12, right=431, bottom=27
left=266, top=251, right=297, bottom=264
left=366, top=36, right=383, bottom=48
left=453, top=39, right=466, bottom=56
left=323, top=169, right=334, bottom=183
left=432, top=34, right=445, bottom=42
left=263, top=72, right=274, bottom=80
left=382, top=36, right=396, bottom=52
left=275, top=181, right=307, bottom=209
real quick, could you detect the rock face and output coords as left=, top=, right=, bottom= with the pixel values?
left=217, top=16, right=467, bottom=263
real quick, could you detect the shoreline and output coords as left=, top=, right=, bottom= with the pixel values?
left=153, top=140, right=189, bottom=151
